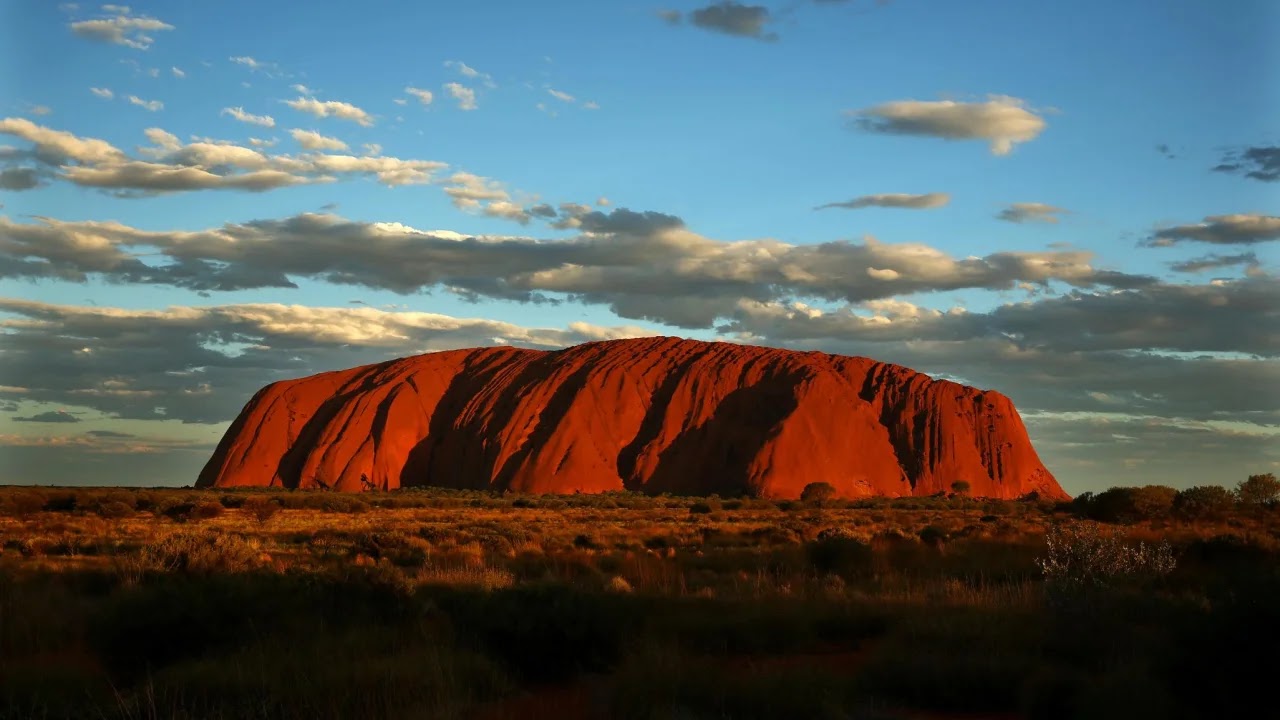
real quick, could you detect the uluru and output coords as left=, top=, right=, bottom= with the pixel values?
left=197, top=337, right=1066, bottom=500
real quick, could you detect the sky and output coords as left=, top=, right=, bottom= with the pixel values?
left=0, top=0, right=1276, bottom=494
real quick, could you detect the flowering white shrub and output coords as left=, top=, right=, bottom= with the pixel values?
left=1037, top=522, right=1175, bottom=593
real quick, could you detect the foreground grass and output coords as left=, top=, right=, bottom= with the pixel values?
left=0, top=486, right=1275, bottom=719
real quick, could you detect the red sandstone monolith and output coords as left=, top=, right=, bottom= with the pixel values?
left=197, top=338, right=1066, bottom=499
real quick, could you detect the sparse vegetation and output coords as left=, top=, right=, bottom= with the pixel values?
left=0, top=481, right=1273, bottom=719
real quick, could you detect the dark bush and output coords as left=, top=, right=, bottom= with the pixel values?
left=95, top=501, right=135, bottom=519
left=0, top=491, right=48, bottom=517
left=1237, top=473, right=1280, bottom=506
left=1076, top=485, right=1177, bottom=523
left=1127, top=485, right=1178, bottom=520
left=919, top=525, right=949, bottom=547
left=43, top=493, right=78, bottom=513
left=217, top=494, right=246, bottom=509
left=189, top=501, right=225, bottom=521
left=807, top=535, right=872, bottom=576
left=243, top=497, right=281, bottom=524
left=643, top=535, right=670, bottom=550
left=433, top=583, right=635, bottom=682
left=1174, top=485, right=1234, bottom=520
left=799, top=482, right=837, bottom=504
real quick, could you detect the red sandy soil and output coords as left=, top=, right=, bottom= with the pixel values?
left=200, top=337, right=1065, bottom=500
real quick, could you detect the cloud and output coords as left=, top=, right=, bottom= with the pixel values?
left=405, top=87, right=433, bottom=106
left=0, top=210, right=1157, bottom=327
left=289, top=129, right=348, bottom=151
left=291, top=84, right=313, bottom=95
left=90, top=87, right=114, bottom=100
left=69, top=7, right=173, bottom=49
left=229, top=56, right=282, bottom=75
left=0, top=431, right=210, bottom=455
left=1214, top=145, right=1280, bottom=183
left=716, top=282, right=1280, bottom=460
left=62, top=163, right=314, bottom=193
left=583, top=101, right=600, bottom=110
left=1149, top=214, right=1280, bottom=246
left=29, top=105, right=52, bottom=116
left=444, top=83, right=477, bottom=111
left=1168, top=252, right=1261, bottom=274
left=721, top=275, right=1279, bottom=361
left=442, top=172, right=510, bottom=208
left=575, top=208, right=685, bottom=235
left=816, top=192, right=950, bottom=211
left=547, top=88, right=575, bottom=103
left=126, top=95, right=163, bottom=112
left=284, top=96, right=374, bottom=126
left=0, top=297, right=652, bottom=424
left=13, top=410, right=81, bottom=423
left=445, top=60, right=480, bottom=78
left=221, top=106, right=275, bottom=127
left=0, top=118, right=445, bottom=194
left=0, top=117, right=125, bottom=164
left=683, top=2, right=777, bottom=41
left=0, top=168, right=41, bottom=191
left=849, top=95, right=1047, bottom=155
left=444, top=60, right=494, bottom=87
left=3, top=275, right=1274, bottom=491
left=1023, top=414, right=1279, bottom=492
left=85, top=430, right=135, bottom=438
left=171, top=66, right=185, bottom=78
left=997, top=202, right=1068, bottom=224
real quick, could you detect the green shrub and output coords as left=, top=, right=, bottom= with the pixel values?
left=1237, top=473, right=1280, bottom=506
left=1174, top=485, right=1234, bottom=520
left=1074, top=485, right=1177, bottom=523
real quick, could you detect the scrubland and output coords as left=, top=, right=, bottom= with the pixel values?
left=0, top=483, right=1276, bottom=719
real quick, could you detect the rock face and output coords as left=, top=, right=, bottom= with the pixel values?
left=197, top=338, right=1066, bottom=500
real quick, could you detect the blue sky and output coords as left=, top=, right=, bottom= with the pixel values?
left=0, top=0, right=1276, bottom=493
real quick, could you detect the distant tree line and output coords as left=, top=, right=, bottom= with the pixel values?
left=1070, top=473, right=1279, bottom=523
